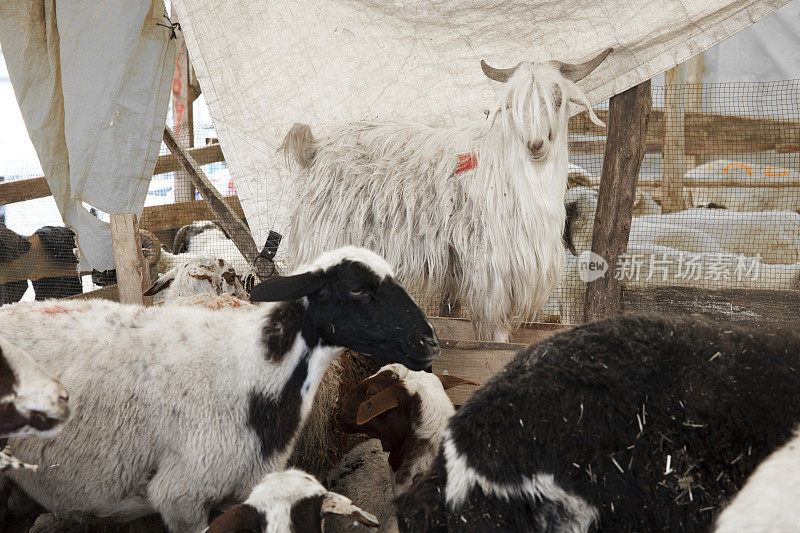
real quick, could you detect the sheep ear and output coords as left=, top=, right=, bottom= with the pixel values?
left=436, top=374, right=480, bottom=390
left=143, top=269, right=176, bottom=296
left=321, top=492, right=379, bottom=528
left=249, top=271, right=327, bottom=302
left=356, top=385, right=404, bottom=425
left=206, top=503, right=263, bottom=533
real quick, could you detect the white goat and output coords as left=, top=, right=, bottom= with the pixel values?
left=206, top=469, right=378, bottom=532
left=282, top=49, right=612, bottom=342
left=0, top=247, right=439, bottom=532
left=714, top=429, right=800, bottom=533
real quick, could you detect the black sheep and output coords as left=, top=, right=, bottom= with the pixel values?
left=396, top=313, right=800, bottom=532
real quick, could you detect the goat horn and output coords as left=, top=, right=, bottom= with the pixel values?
left=551, top=47, right=613, bottom=82
left=480, top=60, right=520, bottom=83
left=138, top=229, right=161, bottom=268
left=172, top=224, right=190, bottom=254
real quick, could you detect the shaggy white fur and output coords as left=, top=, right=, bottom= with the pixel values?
left=284, top=55, right=608, bottom=341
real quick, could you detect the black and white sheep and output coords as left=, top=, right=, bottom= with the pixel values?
left=144, top=255, right=249, bottom=301
left=395, top=313, right=800, bottom=532
left=206, top=468, right=378, bottom=533
left=282, top=49, right=612, bottom=342
left=0, top=246, right=439, bottom=532
left=326, top=364, right=477, bottom=533
left=0, top=225, right=82, bottom=304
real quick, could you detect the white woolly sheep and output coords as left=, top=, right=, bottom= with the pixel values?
left=282, top=48, right=613, bottom=342
left=0, top=246, right=439, bottom=532
left=206, top=468, right=378, bottom=533
left=325, top=364, right=478, bottom=533
left=637, top=208, right=800, bottom=265
left=714, top=428, right=800, bottom=533
left=687, top=160, right=800, bottom=213
left=396, top=313, right=800, bottom=531
left=144, top=255, right=249, bottom=301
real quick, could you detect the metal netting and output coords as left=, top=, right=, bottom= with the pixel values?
left=3, top=82, right=800, bottom=331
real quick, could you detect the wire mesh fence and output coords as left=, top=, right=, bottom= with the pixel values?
left=2, top=82, right=800, bottom=329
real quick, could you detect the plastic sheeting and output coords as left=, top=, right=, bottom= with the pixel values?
left=172, top=0, right=788, bottom=254
left=0, top=0, right=175, bottom=269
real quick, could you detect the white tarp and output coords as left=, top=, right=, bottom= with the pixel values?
left=172, top=0, right=789, bottom=254
left=0, top=0, right=175, bottom=270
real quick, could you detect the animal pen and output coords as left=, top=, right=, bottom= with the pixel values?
left=3, top=74, right=800, bottom=401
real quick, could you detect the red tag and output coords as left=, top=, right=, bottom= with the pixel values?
left=454, top=153, right=478, bottom=174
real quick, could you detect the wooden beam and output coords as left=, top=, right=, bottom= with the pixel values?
left=432, top=339, right=524, bottom=405
left=110, top=214, right=152, bottom=306
left=0, top=144, right=224, bottom=207
left=66, top=284, right=119, bottom=302
left=622, top=286, right=800, bottom=328
left=662, top=64, right=691, bottom=213
left=162, top=127, right=276, bottom=280
left=584, top=81, right=652, bottom=321
left=685, top=53, right=705, bottom=113
left=429, top=317, right=565, bottom=345
left=139, top=196, right=245, bottom=233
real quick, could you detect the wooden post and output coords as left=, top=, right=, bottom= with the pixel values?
left=662, top=64, right=691, bottom=213
left=583, top=81, right=652, bottom=322
left=171, top=5, right=195, bottom=203
left=685, top=53, right=705, bottom=113
left=162, top=127, right=277, bottom=280
left=110, top=214, right=153, bottom=306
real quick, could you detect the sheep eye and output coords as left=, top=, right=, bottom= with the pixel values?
left=350, top=288, right=364, bottom=296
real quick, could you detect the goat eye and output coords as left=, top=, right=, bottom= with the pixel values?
left=350, top=288, right=364, bottom=296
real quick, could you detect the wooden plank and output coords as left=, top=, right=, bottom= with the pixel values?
left=66, top=284, right=119, bottom=302
left=569, top=109, right=800, bottom=157
left=139, top=195, right=245, bottom=233
left=110, top=214, right=152, bottom=306
left=429, top=317, right=565, bottom=345
left=662, top=64, right=690, bottom=213
left=622, top=286, right=800, bottom=329
left=163, top=127, right=276, bottom=280
left=584, top=81, right=652, bottom=321
left=0, top=144, right=225, bottom=206
left=432, top=339, right=524, bottom=405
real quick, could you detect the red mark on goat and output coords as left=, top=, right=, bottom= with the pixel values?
left=454, top=153, right=478, bottom=174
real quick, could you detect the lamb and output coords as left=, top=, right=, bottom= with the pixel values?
left=166, top=220, right=252, bottom=277
left=0, top=225, right=82, bottom=304
left=282, top=48, right=613, bottom=342
left=206, top=468, right=378, bottom=532
left=144, top=255, right=249, bottom=301
left=325, top=364, right=477, bottom=533
left=395, top=313, right=800, bottom=532
left=0, top=246, right=439, bottom=532
left=713, top=428, right=800, bottom=533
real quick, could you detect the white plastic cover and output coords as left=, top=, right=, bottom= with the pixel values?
left=0, top=0, right=175, bottom=269
left=174, top=0, right=789, bottom=252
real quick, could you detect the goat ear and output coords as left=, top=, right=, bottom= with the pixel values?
left=356, top=385, right=404, bottom=425
left=249, top=271, right=327, bottom=302
left=568, top=90, right=605, bottom=128
left=207, top=503, right=263, bottom=533
left=321, top=492, right=379, bottom=528
left=143, top=269, right=176, bottom=296
left=436, top=374, right=480, bottom=390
